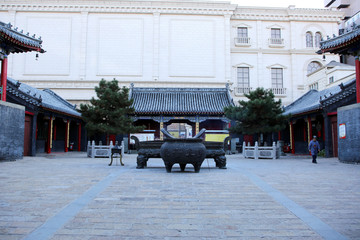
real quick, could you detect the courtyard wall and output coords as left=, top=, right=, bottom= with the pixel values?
left=338, top=103, right=360, bottom=163
left=0, top=101, right=24, bottom=161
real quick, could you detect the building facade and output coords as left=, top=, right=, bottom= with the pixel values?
left=0, top=0, right=343, bottom=107
left=307, top=60, right=355, bottom=91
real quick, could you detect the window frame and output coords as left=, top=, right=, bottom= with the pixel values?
left=271, top=28, right=281, bottom=39
left=271, top=68, right=283, bottom=89
left=307, top=61, right=322, bottom=75
left=237, top=27, right=248, bottom=38
left=315, top=32, right=322, bottom=48
left=306, top=32, right=313, bottom=48
left=237, top=67, right=250, bottom=88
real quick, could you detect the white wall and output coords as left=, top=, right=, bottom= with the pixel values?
left=0, top=1, right=343, bottom=106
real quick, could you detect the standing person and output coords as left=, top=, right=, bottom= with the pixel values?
left=309, top=136, right=320, bottom=164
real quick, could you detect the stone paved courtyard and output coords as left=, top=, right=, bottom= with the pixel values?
left=0, top=152, right=359, bottom=240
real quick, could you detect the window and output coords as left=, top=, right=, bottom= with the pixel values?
left=271, top=68, right=283, bottom=88
left=307, top=61, right=322, bottom=74
left=235, top=27, right=250, bottom=45
left=315, top=32, right=322, bottom=48
left=306, top=32, right=313, bottom=47
left=237, top=27, right=248, bottom=38
left=271, top=28, right=281, bottom=39
left=269, top=28, right=283, bottom=45
left=329, top=76, right=334, bottom=83
left=309, top=82, right=318, bottom=90
left=237, top=67, right=250, bottom=88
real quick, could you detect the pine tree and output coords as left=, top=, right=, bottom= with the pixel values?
left=224, top=87, right=289, bottom=137
left=80, top=79, right=143, bottom=137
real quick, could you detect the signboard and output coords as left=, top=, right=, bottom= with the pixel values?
left=339, top=123, right=346, bottom=139
left=205, top=134, right=229, bottom=142
left=130, top=133, right=155, bottom=143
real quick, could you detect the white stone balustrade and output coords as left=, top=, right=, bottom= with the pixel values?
left=242, top=141, right=280, bottom=160
left=87, top=140, right=124, bottom=158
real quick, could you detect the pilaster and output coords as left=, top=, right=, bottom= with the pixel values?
left=153, top=12, right=160, bottom=81
left=80, top=11, right=88, bottom=80
left=224, top=14, right=231, bottom=83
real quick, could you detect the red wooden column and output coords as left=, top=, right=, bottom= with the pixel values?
left=1, top=57, right=8, bottom=101
left=46, top=117, right=54, bottom=154
left=307, top=117, right=313, bottom=143
left=356, top=56, right=360, bottom=103
left=77, top=123, right=81, bottom=151
left=65, top=120, right=70, bottom=152
left=290, top=122, right=295, bottom=154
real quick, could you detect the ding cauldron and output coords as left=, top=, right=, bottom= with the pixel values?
left=160, top=138, right=206, bottom=173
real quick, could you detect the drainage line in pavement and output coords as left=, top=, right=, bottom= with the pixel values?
left=23, top=168, right=129, bottom=240
left=235, top=167, right=349, bottom=240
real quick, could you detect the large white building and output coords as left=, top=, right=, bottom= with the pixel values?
left=0, top=0, right=343, bottom=106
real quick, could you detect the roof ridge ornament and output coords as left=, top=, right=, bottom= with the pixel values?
left=339, top=82, right=345, bottom=90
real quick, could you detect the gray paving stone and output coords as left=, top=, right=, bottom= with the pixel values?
left=0, top=152, right=359, bottom=239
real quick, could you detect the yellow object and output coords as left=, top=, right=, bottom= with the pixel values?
left=168, top=131, right=179, bottom=138
left=160, top=121, right=164, bottom=140
left=205, top=134, right=229, bottom=142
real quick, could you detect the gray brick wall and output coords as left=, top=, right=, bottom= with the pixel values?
left=338, top=103, right=360, bottom=163
left=0, top=101, right=25, bottom=161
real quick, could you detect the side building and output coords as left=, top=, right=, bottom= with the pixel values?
left=6, top=78, right=85, bottom=155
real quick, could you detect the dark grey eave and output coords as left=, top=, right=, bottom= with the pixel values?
left=6, top=78, right=81, bottom=118
left=320, top=80, right=357, bottom=107
left=130, top=87, right=234, bottom=115
left=0, top=21, right=44, bottom=53
left=284, top=78, right=356, bottom=116
left=320, top=24, right=360, bottom=54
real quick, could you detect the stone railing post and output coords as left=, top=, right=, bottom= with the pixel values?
left=121, top=140, right=124, bottom=156
left=272, top=142, right=276, bottom=159
left=91, top=140, right=95, bottom=158
left=242, top=141, right=245, bottom=156
left=254, top=141, right=259, bottom=160
left=109, top=141, right=114, bottom=158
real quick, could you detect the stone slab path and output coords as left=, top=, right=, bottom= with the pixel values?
left=0, top=153, right=359, bottom=240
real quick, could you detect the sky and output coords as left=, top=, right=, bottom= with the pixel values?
left=229, top=0, right=324, bottom=8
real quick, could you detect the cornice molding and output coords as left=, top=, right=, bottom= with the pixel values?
left=232, top=7, right=344, bottom=22
left=0, top=1, right=343, bottom=21
left=0, top=0, right=237, bottom=15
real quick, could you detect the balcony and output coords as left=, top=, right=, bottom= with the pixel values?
left=269, top=88, right=287, bottom=96
left=268, top=38, right=284, bottom=48
left=234, top=87, right=252, bottom=95
left=234, top=37, right=251, bottom=47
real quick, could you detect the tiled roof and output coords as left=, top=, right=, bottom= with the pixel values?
left=0, top=21, right=44, bottom=53
left=320, top=25, right=360, bottom=55
left=320, top=80, right=356, bottom=107
left=6, top=78, right=81, bottom=118
left=130, top=87, right=234, bottom=115
left=283, top=78, right=356, bottom=116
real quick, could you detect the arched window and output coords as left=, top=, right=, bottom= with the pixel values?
left=306, top=32, right=313, bottom=47
left=315, top=32, right=322, bottom=48
left=307, top=61, right=322, bottom=74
